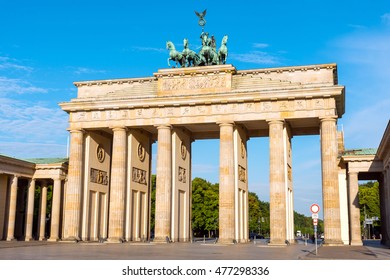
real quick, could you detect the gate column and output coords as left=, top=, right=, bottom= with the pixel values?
left=63, top=129, right=84, bottom=241
left=154, top=125, right=173, bottom=242
left=219, top=122, right=235, bottom=243
left=107, top=127, right=127, bottom=243
left=347, top=171, right=362, bottom=245
left=268, top=119, right=287, bottom=245
left=6, top=175, right=19, bottom=241
left=25, top=178, right=35, bottom=241
left=320, top=117, right=343, bottom=245
left=49, top=178, right=62, bottom=241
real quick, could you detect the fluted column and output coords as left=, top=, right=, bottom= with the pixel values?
left=154, top=125, right=172, bottom=242
left=268, top=119, right=287, bottom=245
left=6, top=175, right=19, bottom=241
left=219, top=122, right=235, bottom=243
left=49, top=178, right=62, bottom=241
left=63, top=129, right=84, bottom=241
left=107, top=127, right=127, bottom=243
left=25, top=179, right=36, bottom=241
left=320, top=117, right=343, bottom=245
left=348, top=171, right=362, bottom=245
left=38, top=181, right=48, bottom=240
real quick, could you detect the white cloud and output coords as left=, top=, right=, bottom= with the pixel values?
left=252, top=43, right=269, bottom=49
left=381, top=13, right=390, bottom=25
left=230, top=51, right=281, bottom=65
left=328, top=17, right=390, bottom=149
left=0, top=76, right=48, bottom=95
left=73, top=67, right=107, bottom=75
left=0, top=56, right=33, bottom=72
left=132, top=46, right=166, bottom=53
left=0, top=98, right=68, bottom=158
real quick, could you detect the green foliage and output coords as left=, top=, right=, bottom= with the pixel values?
left=149, top=175, right=323, bottom=238
left=359, top=181, right=381, bottom=223
left=248, top=192, right=270, bottom=236
left=150, top=175, right=156, bottom=233
left=191, top=177, right=219, bottom=236
left=294, top=211, right=322, bottom=236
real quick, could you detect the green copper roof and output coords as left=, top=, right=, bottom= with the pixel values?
left=343, top=148, right=377, bottom=156
left=23, top=158, right=69, bottom=164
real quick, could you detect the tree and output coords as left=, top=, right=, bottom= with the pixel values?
left=359, top=181, right=381, bottom=221
left=191, top=177, right=219, bottom=237
left=150, top=175, right=156, bottom=234
left=359, top=181, right=381, bottom=237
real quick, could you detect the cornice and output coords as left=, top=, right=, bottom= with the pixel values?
left=59, top=85, right=344, bottom=113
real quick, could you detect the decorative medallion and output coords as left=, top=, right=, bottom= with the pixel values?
left=180, top=141, right=187, bottom=160
left=137, top=143, right=146, bottom=162
left=96, top=144, right=105, bottom=163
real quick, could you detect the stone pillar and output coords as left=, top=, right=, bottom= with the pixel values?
left=6, top=175, right=19, bottom=241
left=154, top=125, right=172, bottom=242
left=219, top=122, right=235, bottom=243
left=268, top=120, right=287, bottom=245
left=107, top=127, right=127, bottom=243
left=49, top=178, right=62, bottom=241
left=320, top=117, right=343, bottom=245
left=63, top=129, right=84, bottom=241
left=348, top=171, right=362, bottom=245
left=38, top=181, right=48, bottom=240
left=25, top=179, right=36, bottom=241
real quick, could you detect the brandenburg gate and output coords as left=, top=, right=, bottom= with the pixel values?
left=59, top=63, right=345, bottom=245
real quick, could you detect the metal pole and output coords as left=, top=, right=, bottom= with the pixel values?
left=314, top=225, right=318, bottom=255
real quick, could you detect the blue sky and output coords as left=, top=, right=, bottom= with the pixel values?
left=0, top=1, right=389, bottom=216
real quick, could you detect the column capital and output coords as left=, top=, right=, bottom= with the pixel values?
left=111, top=126, right=127, bottom=132
left=266, top=119, right=285, bottom=125
left=217, top=121, right=234, bottom=127
left=348, top=170, right=359, bottom=176
left=154, top=124, right=172, bottom=130
left=319, top=116, right=338, bottom=123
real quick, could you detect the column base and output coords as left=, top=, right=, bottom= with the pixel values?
left=25, top=237, right=34, bottom=241
left=6, top=237, right=16, bottom=241
left=106, top=237, right=125, bottom=243
left=153, top=236, right=172, bottom=243
left=48, top=237, right=60, bottom=242
left=322, top=239, right=344, bottom=246
left=60, top=237, right=80, bottom=243
left=217, top=238, right=235, bottom=244
left=268, top=239, right=288, bottom=246
left=350, top=240, right=363, bottom=246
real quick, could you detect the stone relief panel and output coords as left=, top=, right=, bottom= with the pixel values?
left=90, top=168, right=109, bottom=185
left=161, top=75, right=227, bottom=91
left=238, top=165, right=246, bottom=183
left=132, top=167, right=147, bottom=185
left=240, top=141, right=246, bottom=159
left=178, top=167, right=187, bottom=183
left=295, top=100, right=306, bottom=110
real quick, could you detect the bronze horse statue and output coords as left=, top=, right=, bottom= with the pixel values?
left=218, top=35, right=228, bottom=65
left=166, top=41, right=185, bottom=67
left=182, top=38, right=201, bottom=67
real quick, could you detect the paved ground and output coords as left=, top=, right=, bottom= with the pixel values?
left=0, top=239, right=389, bottom=260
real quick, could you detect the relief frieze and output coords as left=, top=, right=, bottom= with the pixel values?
left=178, top=166, right=187, bottom=183
left=132, top=167, right=147, bottom=185
left=238, top=165, right=246, bottom=183
left=161, top=75, right=226, bottom=91
left=90, top=168, right=109, bottom=185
